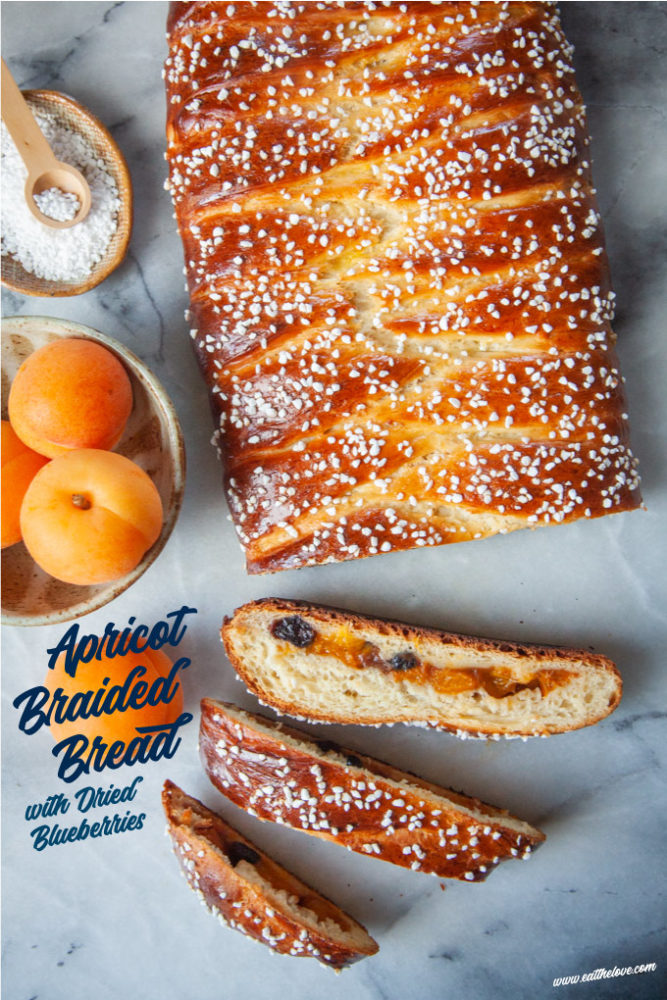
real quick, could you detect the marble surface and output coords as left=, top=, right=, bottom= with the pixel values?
left=1, top=3, right=666, bottom=998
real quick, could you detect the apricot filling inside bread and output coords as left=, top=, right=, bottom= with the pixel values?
left=222, top=599, right=622, bottom=737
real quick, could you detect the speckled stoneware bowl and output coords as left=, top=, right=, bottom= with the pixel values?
left=1, top=315, right=186, bottom=626
left=1, top=89, right=133, bottom=298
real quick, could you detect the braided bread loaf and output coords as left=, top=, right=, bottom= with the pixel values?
left=165, top=2, right=641, bottom=573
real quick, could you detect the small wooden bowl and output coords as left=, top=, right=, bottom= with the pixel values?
left=1, top=90, right=132, bottom=297
left=1, top=316, right=186, bottom=626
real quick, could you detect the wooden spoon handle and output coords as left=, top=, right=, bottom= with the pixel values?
left=1, top=59, right=59, bottom=177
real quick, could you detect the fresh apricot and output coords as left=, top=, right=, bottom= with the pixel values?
left=45, top=639, right=184, bottom=745
left=8, top=337, right=133, bottom=458
left=20, top=449, right=163, bottom=585
left=1, top=419, right=49, bottom=548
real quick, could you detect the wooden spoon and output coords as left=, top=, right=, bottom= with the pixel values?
left=1, top=59, right=91, bottom=228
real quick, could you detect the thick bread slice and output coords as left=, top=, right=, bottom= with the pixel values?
left=222, top=599, right=622, bottom=738
left=162, top=780, right=378, bottom=969
left=199, top=700, right=546, bottom=882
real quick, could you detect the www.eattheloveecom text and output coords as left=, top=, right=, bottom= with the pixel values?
left=12, top=606, right=197, bottom=851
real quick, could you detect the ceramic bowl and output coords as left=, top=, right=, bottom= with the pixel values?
left=1, top=315, right=186, bottom=626
left=1, top=90, right=132, bottom=297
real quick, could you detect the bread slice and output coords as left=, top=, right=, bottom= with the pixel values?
left=222, top=599, right=622, bottom=738
left=162, top=780, right=378, bottom=969
left=199, top=699, right=546, bottom=882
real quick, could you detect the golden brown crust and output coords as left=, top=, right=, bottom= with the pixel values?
left=221, top=597, right=622, bottom=737
left=199, top=699, right=546, bottom=882
left=162, top=779, right=378, bottom=969
left=165, top=2, right=641, bottom=573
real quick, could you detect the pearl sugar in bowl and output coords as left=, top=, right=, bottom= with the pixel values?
left=1, top=90, right=132, bottom=297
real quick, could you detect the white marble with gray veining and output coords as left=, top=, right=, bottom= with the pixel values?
left=1, top=3, right=666, bottom=999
